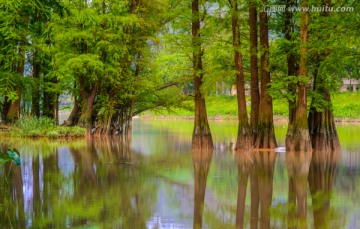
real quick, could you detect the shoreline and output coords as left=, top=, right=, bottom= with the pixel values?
left=138, top=115, right=360, bottom=124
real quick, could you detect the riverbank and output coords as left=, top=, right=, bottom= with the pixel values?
left=142, top=92, right=360, bottom=123
left=2, top=116, right=86, bottom=138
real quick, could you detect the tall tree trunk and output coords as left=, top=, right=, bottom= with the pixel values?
left=255, top=0, right=277, bottom=149
left=286, top=0, right=311, bottom=152
left=42, top=77, right=57, bottom=120
left=284, top=0, right=297, bottom=126
left=64, top=82, right=81, bottom=126
left=5, top=41, right=25, bottom=123
left=192, top=0, right=213, bottom=149
left=31, top=53, right=41, bottom=117
left=78, top=75, right=97, bottom=133
left=229, top=0, right=251, bottom=149
left=307, top=0, right=340, bottom=152
left=192, top=148, right=213, bottom=229
left=249, top=0, right=260, bottom=143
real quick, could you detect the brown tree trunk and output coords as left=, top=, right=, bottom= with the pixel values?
left=229, top=0, right=251, bottom=149
left=192, top=148, right=213, bottom=229
left=249, top=0, right=260, bottom=143
left=192, top=0, right=213, bottom=149
left=286, top=0, right=311, bottom=152
left=42, top=77, right=57, bottom=120
left=78, top=75, right=97, bottom=133
left=307, top=0, right=340, bottom=152
left=64, top=95, right=81, bottom=126
left=255, top=0, right=277, bottom=149
left=308, top=89, right=340, bottom=151
left=5, top=41, right=25, bottom=123
left=284, top=0, right=297, bottom=126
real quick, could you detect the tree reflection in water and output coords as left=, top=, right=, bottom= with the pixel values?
left=235, top=150, right=277, bottom=229
left=308, top=150, right=340, bottom=229
left=192, top=144, right=213, bottom=229
left=0, top=136, right=158, bottom=228
left=286, top=150, right=312, bottom=229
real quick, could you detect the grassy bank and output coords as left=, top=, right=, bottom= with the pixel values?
left=8, top=116, right=86, bottom=138
left=144, top=92, right=360, bottom=120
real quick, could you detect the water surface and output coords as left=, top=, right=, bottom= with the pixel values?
left=0, top=119, right=359, bottom=228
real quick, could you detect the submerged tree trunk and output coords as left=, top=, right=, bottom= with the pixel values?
left=307, top=0, right=340, bottom=152
left=249, top=0, right=260, bottom=143
left=192, top=147, right=213, bottom=229
left=308, top=89, right=340, bottom=151
left=229, top=0, right=251, bottom=149
left=192, top=0, right=213, bottom=149
left=255, top=0, right=277, bottom=149
left=286, top=0, right=311, bottom=152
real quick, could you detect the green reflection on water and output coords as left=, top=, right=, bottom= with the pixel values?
left=0, top=119, right=359, bottom=228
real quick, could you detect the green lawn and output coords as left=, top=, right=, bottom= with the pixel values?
left=146, top=92, right=360, bottom=119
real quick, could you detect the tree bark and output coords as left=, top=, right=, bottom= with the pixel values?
left=78, top=75, right=97, bottom=132
left=192, top=0, right=213, bottom=149
left=284, top=0, right=297, bottom=126
left=42, top=76, right=58, bottom=120
left=307, top=0, right=340, bottom=152
left=229, top=0, right=251, bottom=149
left=286, top=0, right=311, bottom=152
left=255, top=0, right=277, bottom=149
left=249, top=0, right=260, bottom=143
left=5, top=41, right=25, bottom=123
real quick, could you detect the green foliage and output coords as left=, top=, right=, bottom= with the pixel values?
left=11, top=116, right=86, bottom=138
left=0, top=148, right=20, bottom=166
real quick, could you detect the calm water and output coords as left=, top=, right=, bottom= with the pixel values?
left=0, top=119, right=359, bottom=228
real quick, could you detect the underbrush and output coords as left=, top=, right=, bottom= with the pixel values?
left=10, top=116, right=86, bottom=138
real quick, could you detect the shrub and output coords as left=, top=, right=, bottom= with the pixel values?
left=46, top=130, right=60, bottom=138
left=15, top=116, right=54, bottom=130
left=70, top=126, right=86, bottom=137
left=10, top=116, right=86, bottom=138
left=27, top=129, right=42, bottom=137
